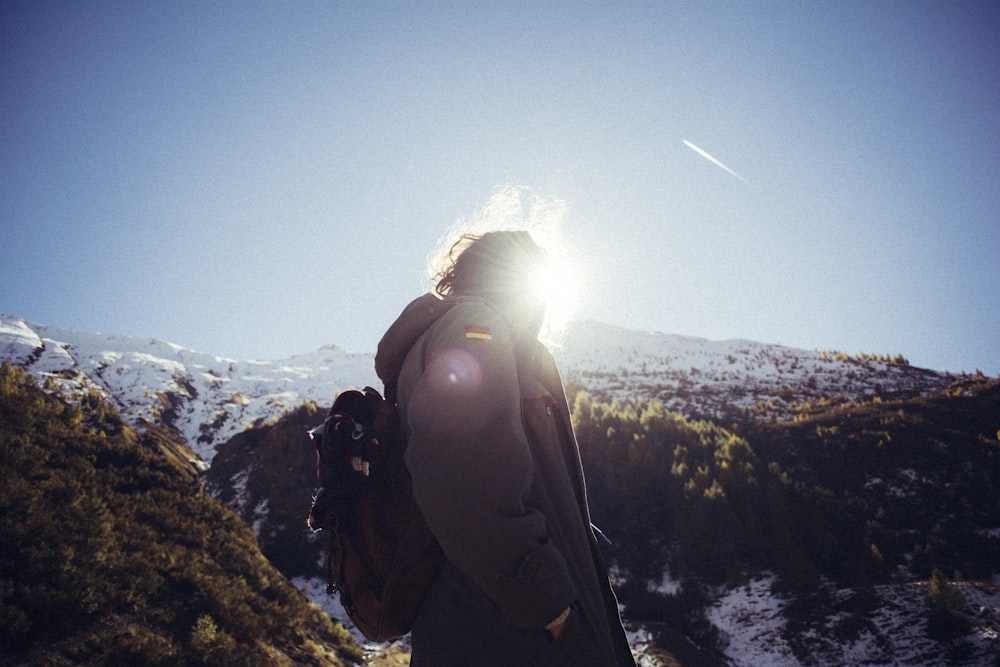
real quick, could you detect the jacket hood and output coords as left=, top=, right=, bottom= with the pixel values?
left=375, top=293, right=453, bottom=391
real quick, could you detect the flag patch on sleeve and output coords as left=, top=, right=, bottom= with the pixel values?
left=465, top=327, right=493, bottom=341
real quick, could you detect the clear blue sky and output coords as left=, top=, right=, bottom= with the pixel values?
left=3, top=2, right=998, bottom=375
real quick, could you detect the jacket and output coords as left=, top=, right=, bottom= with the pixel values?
left=376, top=293, right=636, bottom=667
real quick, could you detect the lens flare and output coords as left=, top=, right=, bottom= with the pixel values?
left=426, top=348, right=483, bottom=394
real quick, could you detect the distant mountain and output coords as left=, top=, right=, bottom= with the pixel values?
left=0, top=313, right=952, bottom=461
left=556, top=320, right=950, bottom=423
left=1, top=313, right=377, bottom=462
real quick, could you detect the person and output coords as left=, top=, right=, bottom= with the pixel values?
left=375, top=230, right=636, bottom=666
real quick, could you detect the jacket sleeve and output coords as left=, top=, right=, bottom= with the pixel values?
left=401, top=302, right=576, bottom=630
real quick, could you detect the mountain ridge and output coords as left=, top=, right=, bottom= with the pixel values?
left=0, top=312, right=953, bottom=463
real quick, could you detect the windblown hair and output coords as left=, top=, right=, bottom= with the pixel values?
left=426, top=187, right=575, bottom=344
left=433, top=231, right=547, bottom=301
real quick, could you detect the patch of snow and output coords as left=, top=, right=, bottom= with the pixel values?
left=702, top=576, right=1000, bottom=666
left=626, top=626, right=667, bottom=667
left=0, top=315, right=43, bottom=362
left=290, top=575, right=415, bottom=660
left=131, top=352, right=184, bottom=372
left=706, top=575, right=798, bottom=666
left=250, top=498, right=269, bottom=536
left=230, top=468, right=251, bottom=514
left=647, top=569, right=681, bottom=597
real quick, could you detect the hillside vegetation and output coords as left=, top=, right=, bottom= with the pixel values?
left=573, top=374, right=1000, bottom=586
left=0, top=363, right=361, bottom=666
left=4, top=315, right=999, bottom=665
left=204, top=371, right=1000, bottom=663
left=746, top=375, right=1000, bottom=583
left=567, top=374, right=1000, bottom=659
left=205, top=402, right=326, bottom=578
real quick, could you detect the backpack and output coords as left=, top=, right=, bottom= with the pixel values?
left=307, top=385, right=443, bottom=642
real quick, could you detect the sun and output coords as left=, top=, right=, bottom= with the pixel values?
left=527, top=246, right=580, bottom=342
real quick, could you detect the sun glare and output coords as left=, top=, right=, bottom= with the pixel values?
left=531, top=249, right=579, bottom=343
left=433, top=185, right=584, bottom=343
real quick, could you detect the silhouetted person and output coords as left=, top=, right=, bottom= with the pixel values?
left=376, top=230, right=635, bottom=666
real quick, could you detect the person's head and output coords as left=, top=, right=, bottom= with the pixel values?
left=433, top=230, right=550, bottom=334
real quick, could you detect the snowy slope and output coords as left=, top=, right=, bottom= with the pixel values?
left=1, top=313, right=377, bottom=462
left=704, top=575, right=1000, bottom=666
left=1, top=313, right=951, bottom=463
left=556, top=320, right=949, bottom=422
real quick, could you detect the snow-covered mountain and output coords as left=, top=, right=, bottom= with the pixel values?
left=1, top=313, right=377, bottom=462
left=2, top=312, right=996, bottom=666
left=556, top=320, right=949, bottom=422
left=0, top=313, right=951, bottom=464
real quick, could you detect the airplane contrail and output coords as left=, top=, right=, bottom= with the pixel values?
left=682, top=139, right=749, bottom=184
